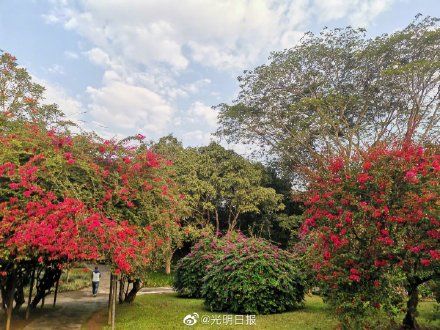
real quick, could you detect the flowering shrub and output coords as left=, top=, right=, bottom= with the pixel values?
left=173, top=232, right=239, bottom=297
left=0, top=121, right=171, bottom=273
left=202, top=235, right=305, bottom=314
left=0, top=51, right=190, bottom=316
left=301, top=143, right=439, bottom=328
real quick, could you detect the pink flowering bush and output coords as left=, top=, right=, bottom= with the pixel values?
left=174, top=232, right=241, bottom=297
left=0, top=51, right=185, bottom=311
left=201, top=235, right=305, bottom=314
left=301, top=143, right=439, bottom=328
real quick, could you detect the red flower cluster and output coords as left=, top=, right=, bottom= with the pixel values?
left=301, top=142, right=439, bottom=313
left=0, top=123, right=181, bottom=276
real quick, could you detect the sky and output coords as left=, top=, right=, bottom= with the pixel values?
left=0, top=0, right=439, bottom=149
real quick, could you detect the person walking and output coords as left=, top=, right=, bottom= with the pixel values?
left=91, top=266, right=101, bottom=297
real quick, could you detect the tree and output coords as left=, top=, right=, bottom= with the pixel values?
left=0, top=121, right=157, bottom=319
left=150, top=135, right=213, bottom=274
left=152, top=138, right=285, bottom=236
left=195, top=143, right=285, bottom=233
left=0, top=51, right=182, bottom=325
left=216, top=16, right=440, bottom=182
left=0, top=117, right=165, bottom=301
left=300, top=143, right=439, bottom=328
left=239, top=165, right=304, bottom=248
left=0, top=52, right=70, bottom=127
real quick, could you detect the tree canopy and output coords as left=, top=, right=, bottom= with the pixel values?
left=152, top=136, right=287, bottom=235
left=0, top=51, right=182, bottom=314
left=216, top=16, right=440, bottom=182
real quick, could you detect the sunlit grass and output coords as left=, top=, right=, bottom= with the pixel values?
left=108, top=293, right=440, bottom=330
left=108, top=294, right=337, bottom=329
left=58, top=267, right=91, bottom=292
left=142, top=271, right=174, bottom=287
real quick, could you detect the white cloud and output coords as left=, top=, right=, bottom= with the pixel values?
left=188, top=101, right=218, bottom=127
left=42, top=0, right=395, bottom=145
left=280, top=31, right=304, bottom=49
left=183, top=78, right=211, bottom=94
left=188, top=42, right=248, bottom=70
left=349, top=0, right=394, bottom=26
left=85, top=47, right=111, bottom=67
left=41, top=13, right=60, bottom=24
left=314, top=0, right=394, bottom=26
left=44, top=1, right=306, bottom=72
left=182, top=129, right=213, bottom=146
left=86, top=78, right=174, bottom=136
left=47, top=64, right=64, bottom=75
left=33, top=77, right=84, bottom=126
left=223, top=142, right=254, bottom=158
left=64, top=50, right=79, bottom=59
left=46, top=0, right=395, bottom=73
left=166, top=78, right=212, bottom=99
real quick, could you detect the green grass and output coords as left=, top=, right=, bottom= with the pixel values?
left=58, top=267, right=91, bottom=292
left=143, top=271, right=174, bottom=287
left=109, top=294, right=337, bottom=330
left=108, top=294, right=440, bottom=330
left=22, top=267, right=90, bottom=297
left=416, top=301, right=440, bottom=328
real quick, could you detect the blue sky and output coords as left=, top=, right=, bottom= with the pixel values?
left=1, top=0, right=439, bottom=149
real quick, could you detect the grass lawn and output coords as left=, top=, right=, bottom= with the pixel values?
left=106, top=293, right=440, bottom=330
left=143, top=271, right=174, bottom=287
left=58, top=267, right=91, bottom=292
left=107, top=294, right=440, bottom=330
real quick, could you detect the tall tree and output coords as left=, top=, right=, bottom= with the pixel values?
left=152, top=138, right=285, bottom=235
left=216, top=16, right=440, bottom=182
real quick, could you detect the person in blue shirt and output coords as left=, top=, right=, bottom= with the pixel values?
left=91, top=266, right=101, bottom=297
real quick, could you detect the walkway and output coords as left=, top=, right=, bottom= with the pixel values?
left=21, top=266, right=173, bottom=330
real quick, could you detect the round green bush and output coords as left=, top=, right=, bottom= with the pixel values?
left=202, top=237, right=305, bottom=314
left=174, top=232, right=241, bottom=298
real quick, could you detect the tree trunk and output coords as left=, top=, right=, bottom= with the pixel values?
left=124, top=279, right=141, bottom=303
left=1, top=280, right=7, bottom=311
left=403, top=284, right=419, bottom=329
left=30, top=266, right=61, bottom=308
left=107, top=274, right=113, bottom=326
left=5, top=276, right=15, bottom=330
left=13, top=283, right=25, bottom=311
left=125, top=280, right=130, bottom=300
left=26, top=268, right=35, bottom=320
left=118, top=277, right=125, bottom=304
left=215, top=209, right=219, bottom=235
left=228, top=212, right=240, bottom=233
left=165, top=254, right=172, bottom=275
left=53, top=275, right=60, bottom=307
left=111, top=275, right=117, bottom=330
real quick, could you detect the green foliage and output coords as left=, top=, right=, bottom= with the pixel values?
left=426, top=279, right=440, bottom=303
left=173, top=256, right=206, bottom=298
left=202, top=236, right=305, bottom=314
left=173, top=234, right=232, bottom=298
left=216, top=16, right=440, bottom=181
left=152, top=137, right=286, bottom=235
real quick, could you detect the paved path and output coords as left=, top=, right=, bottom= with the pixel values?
left=23, top=265, right=111, bottom=330
left=22, top=266, right=173, bottom=330
left=138, top=287, right=173, bottom=295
